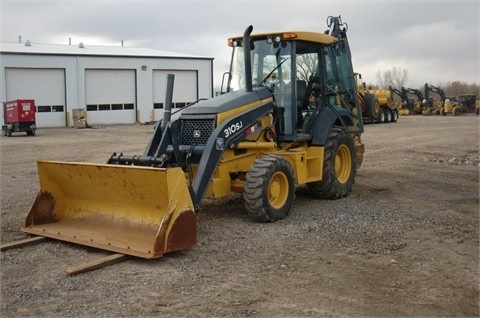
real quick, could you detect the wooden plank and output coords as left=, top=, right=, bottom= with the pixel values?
left=0, top=236, right=47, bottom=251
left=65, top=253, right=130, bottom=275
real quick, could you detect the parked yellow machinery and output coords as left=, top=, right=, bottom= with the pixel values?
left=22, top=16, right=365, bottom=259
left=442, top=94, right=478, bottom=116
left=424, top=83, right=446, bottom=115
left=389, top=86, right=412, bottom=115
left=356, top=78, right=398, bottom=123
left=401, top=87, right=425, bottom=115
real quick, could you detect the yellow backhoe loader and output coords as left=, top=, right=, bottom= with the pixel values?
left=23, top=16, right=364, bottom=259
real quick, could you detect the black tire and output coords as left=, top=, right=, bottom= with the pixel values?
left=453, top=107, right=461, bottom=116
left=475, top=107, right=479, bottom=115
left=391, top=109, right=399, bottom=122
left=2, top=126, right=6, bottom=137
left=308, top=128, right=356, bottom=199
left=244, top=155, right=295, bottom=222
left=365, top=94, right=381, bottom=119
left=385, top=108, right=392, bottom=123
left=378, top=109, right=386, bottom=123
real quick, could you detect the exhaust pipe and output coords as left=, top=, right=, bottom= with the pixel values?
left=162, top=74, right=175, bottom=130
left=142, top=73, right=175, bottom=157
left=243, top=25, right=253, bottom=92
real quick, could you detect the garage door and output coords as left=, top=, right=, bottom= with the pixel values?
left=153, top=70, right=198, bottom=121
left=85, top=69, right=136, bottom=125
left=5, top=68, right=66, bottom=127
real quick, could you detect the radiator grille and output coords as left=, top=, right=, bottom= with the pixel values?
left=179, top=118, right=215, bottom=145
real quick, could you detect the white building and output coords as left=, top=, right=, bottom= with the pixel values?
left=0, top=41, right=214, bottom=127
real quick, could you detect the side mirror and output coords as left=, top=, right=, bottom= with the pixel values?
left=220, top=72, right=232, bottom=95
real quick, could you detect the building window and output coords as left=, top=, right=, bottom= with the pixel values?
left=52, top=105, right=64, bottom=112
left=153, top=103, right=164, bottom=109
left=86, top=103, right=135, bottom=111
left=37, top=106, right=51, bottom=112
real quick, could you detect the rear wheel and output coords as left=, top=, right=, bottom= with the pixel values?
left=244, top=155, right=295, bottom=222
left=391, top=109, right=399, bottom=122
left=308, top=128, right=356, bottom=199
left=385, top=108, right=392, bottom=122
left=378, top=109, right=386, bottom=123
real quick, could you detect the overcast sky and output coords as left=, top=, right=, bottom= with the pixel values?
left=1, top=0, right=478, bottom=89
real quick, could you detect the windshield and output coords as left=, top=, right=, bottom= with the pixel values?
left=229, top=39, right=292, bottom=92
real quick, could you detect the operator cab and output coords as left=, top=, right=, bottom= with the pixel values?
left=224, top=31, right=362, bottom=142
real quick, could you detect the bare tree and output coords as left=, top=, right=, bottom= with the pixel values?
left=443, top=81, right=480, bottom=96
left=296, top=53, right=318, bottom=81
left=376, top=66, right=408, bottom=89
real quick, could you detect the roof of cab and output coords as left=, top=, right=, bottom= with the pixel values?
left=229, top=31, right=337, bottom=45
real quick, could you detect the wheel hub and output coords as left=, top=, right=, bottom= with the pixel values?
left=335, top=144, right=352, bottom=184
left=268, top=172, right=288, bottom=209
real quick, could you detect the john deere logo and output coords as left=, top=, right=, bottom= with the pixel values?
left=193, top=130, right=201, bottom=138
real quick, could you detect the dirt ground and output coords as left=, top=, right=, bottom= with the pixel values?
left=1, top=115, right=479, bottom=317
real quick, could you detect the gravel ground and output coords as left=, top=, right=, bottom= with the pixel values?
left=1, top=115, right=479, bottom=317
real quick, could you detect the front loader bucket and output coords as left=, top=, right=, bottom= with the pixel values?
left=23, top=160, right=196, bottom=259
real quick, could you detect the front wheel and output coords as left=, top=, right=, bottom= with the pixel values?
left=308, top=128, right=356, bottom=199
left=244, top=155, right=295, bottom=222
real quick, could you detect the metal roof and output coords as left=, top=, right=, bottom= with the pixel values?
left=0, top=42, right=213, bottom=60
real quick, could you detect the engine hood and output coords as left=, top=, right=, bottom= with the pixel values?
left=182, top=86, right=272, bottom=115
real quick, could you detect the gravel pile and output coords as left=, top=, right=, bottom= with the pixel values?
left=425, top=153, right=480, bottom=166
